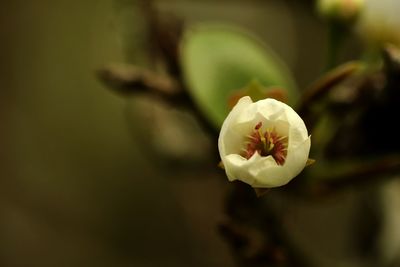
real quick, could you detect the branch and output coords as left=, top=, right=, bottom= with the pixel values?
left=288, top=154, right=400, bottom=197
left=220, top=182, right=312, bottom=267
left=297, top=61, right=362, bottom=129
left=97, top=63, right=181, bottom=101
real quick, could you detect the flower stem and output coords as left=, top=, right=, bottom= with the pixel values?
left=326, top=22, right=347, bottom=71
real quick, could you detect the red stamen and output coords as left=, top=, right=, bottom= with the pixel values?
left=242, top=122, right=288, bottom=165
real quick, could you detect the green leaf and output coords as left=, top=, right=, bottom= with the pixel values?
left=180, top=23, right=298, bottom=128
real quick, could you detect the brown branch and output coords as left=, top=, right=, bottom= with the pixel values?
left=97, top=63, right=181, bottom=100
left=299, top=61, right=361, bottom=110
left=288, top=155, right=400, bottom=197
left=142, top=0, right=184, bottom=77
left=97, top=62, right=219, bottom=139
left=319, top=156, right=400, bottom=191
left=220, top=182, right=312, bottom=267
left=297, top=61, right=362, bottom=128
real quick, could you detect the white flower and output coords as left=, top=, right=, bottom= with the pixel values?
left=218, top=96, right=311, bottom=188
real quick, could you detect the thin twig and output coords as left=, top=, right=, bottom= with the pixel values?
left=288, top=155, right=400, bottom=197
left=220, top=182, right=312, bottom=267
left=298, top=61, right=361, bottom=116
left=97, top=63, right=180, bottom=100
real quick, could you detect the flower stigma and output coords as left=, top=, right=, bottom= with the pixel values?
left=242, top=121, right=288, bottom=165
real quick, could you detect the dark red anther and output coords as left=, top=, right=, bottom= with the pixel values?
left=255, top=121, right=262, bottom=130
left=242, top=122, right=288, bottom=165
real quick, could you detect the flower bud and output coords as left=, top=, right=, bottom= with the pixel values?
left=218, top=97, right=311, bottom=188
left=357, top=0, right=400, bottom=46
left=317, top=0, right=364, bottom=23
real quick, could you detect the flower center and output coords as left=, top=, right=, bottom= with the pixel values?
left=242, top=121, right=288, bottom=165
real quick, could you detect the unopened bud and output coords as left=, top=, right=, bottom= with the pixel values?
left=317, top=0, right=364, bottom=23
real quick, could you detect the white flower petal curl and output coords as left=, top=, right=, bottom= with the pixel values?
left=218, top=96, right=252, bottom=156
left=218, top=97, right=311, bottom=188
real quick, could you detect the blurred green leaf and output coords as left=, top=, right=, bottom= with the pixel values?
left=180, top=23, right=298, bottom=128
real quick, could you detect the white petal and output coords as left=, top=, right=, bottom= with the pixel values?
left=218, top=97, right=311, bottom=189
left=256, top=98, right=287, bottom=121
left=218, top=96, right=253, bottom=157
left=224, top=154, right=252, bottom=183
left=253, top=137, right=311, bottom=188
left=283, top=136, right=311, bottom=181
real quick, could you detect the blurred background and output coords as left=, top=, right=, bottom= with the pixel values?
left=1, top=0, right=400, bottom=267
